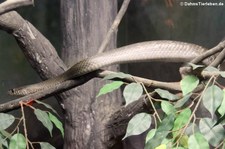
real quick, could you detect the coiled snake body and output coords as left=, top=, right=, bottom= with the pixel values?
left=9, top=40, right=208, bottom=96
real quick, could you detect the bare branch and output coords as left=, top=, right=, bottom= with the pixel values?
left=97, top=0, right=130, bottom=53
left=180, top=40, right=225, bottom=76
left=0, top=0, right=33, bottom=15
left=191, top=40, right=225, bottom=64
left=97, top=70, right=181, bottom=91
left=0, top=11, right=67, bottom=79
left=210, top=48, right=225, bottom=67
left=0, top=11, right=68, bottom=109
left=105, top=97, right=152, bottom=147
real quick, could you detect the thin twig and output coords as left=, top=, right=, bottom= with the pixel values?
left=141, top=83, right=162, bottom=122
left=0, top=0, right=34, bottom=15
left=20, top=102, right=29, bottom=149
left=180, top=40, right=225, bottom=76
left=191, top=40, right=225, bottom=64
left=152, top=113, right=157, bottom=129
left=175, top=76, right=214, bottom=147
left=97, top=70, right=181, bottom=91
left=97, top=0, right=130, bottom=53
left=210, top=48, right=225, bottom=67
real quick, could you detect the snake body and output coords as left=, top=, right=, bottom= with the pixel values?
left=9, top=40, right=208, bottom=96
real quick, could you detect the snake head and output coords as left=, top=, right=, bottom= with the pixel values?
left=8, top=88, right=24, bottom=96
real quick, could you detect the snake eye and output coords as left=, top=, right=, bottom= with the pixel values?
left=8, top=89, right=15, bottom=95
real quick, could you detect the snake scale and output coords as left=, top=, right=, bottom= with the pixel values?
left=8, top=40, right=208, bottom=96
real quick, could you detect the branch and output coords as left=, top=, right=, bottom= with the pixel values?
left=97, top=0, right=130, bottom=53
left=0, top=11, right=67, bottom=80
left=0, top=71, right=97, bottom=112
left=104, top=97, right=152, bottom=147
left=191, top=40, right=225, bottom=64
left=98, top=70, right=181, bottom=91
left=1, top=10, right=224, bottom=148
left=180, top=40, right=225, bottom=76
left=0, top=0, right=33, bottom=15
left=0, top=13, right=181, bottom=113
left=0, top=2, right=147, bottom=148
left=210, top=48, right=225, bottom=67
left=0, top=69, right=181, bottom=112
left=1, top=12, right=223, bottom=113
left=0, top=11, right=70, bottom=109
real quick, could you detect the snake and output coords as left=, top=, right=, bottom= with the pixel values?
left=8, top=40, right=210, bottom=96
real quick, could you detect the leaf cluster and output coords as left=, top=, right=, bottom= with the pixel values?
left=0, top=100, right=64, bottom=149
left=97, top=69, right=225, bottom=149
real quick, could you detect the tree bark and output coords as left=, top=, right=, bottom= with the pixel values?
left=0, top=2, right=156, bottom=148
left=60, top=0, right=123, bottom=148
left=0, top=9, right=152, bottom=149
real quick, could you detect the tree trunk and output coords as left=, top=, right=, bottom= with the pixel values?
left=60, top=0, right=122, bottom=148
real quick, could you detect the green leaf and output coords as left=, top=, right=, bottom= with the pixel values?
left=179, top=135, right=189, bottom=148
left=161, top=138, right=173, bottom=148
left=188, top=133, right=209, bottom=149
left=35, top=100, right=59, bottom=116
left=0, top=133, right=8, bottom=148
left=9, top=133, right=26, bottom=149
left=158, top=114, right=175, bottom=132
left=202, top=85, right=223, bottom=118
left=216, top=114, right=225, bottom=125
left=161, top=101, right=176, bottom=115
left=219, top=72, right=225, bottom=78
left=155, top=144, right=166, bottom=149
left=188, top=63, right=204, bottom=70
left=145, top=129, right=156, bottom=143
left=97, top=81, right=123, bottom=97
left=123, top=113, right=151, bottom=140
left=172, top=108, right=191, bottom=137
left=174, top=94, right=191, bottom=108
left=218, top=89, right=225, bottom=116
left=180, top=75, right=199, bottom=95
left=199, top=118, right=225, bottom=147
left=145, top=114, right=175, bottom=149
left=48, top=112, right=64, bottom=137
left=123, top=83, right=143, bottom=106
left=0, top=130, right=11, bottom=138
left=204, top=66, right=225, bottom=78
left=222, top=140, right=225, bottom=149
left=103, top=72, right=131, bottom=80
left=0, top=113, right=15, bottom=130
left=155, top=89, right=179, bottom=100
left=34, top=109, right=53, bottom=137
left=172, top=147, right=185, bottom=149
left=185, top=123, right=199, bottom=136
left=39, top=142, right=56, bottom=149
left=204, top=66, right=219, bottom=72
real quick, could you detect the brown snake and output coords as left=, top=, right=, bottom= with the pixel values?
left=8, top=40, right=209, bottom=96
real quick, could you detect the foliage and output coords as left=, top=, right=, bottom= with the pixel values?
left=97, top=81, right=124, bottom=97
left=180, top=75, right=199, bottom=95
left=0, top=100, right=63, bottom=149
left=0, top=113, right=15, bottom=130
left=98, top=68, right=225, bottom=149
left=123, top=113, right=151, bottom=139
left=123, top=83, right=143, bottom=106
